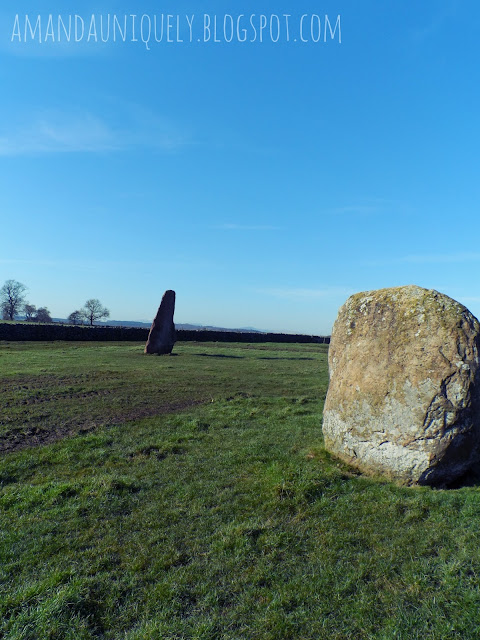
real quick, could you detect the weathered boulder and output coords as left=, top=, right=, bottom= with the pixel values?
left=144, top=290, right=176, bottom=355
left=322, top=285, right=480, bottom=486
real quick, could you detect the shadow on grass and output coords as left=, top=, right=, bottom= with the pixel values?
left=258, top=357, right=315, bottom=361
left=140, top=353, right=179, bottom=357
left=444, top=464, right=480, bottom=489
left=194, top=353, right=245, bottom=359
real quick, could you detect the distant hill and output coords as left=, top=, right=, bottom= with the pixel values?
left=177, top=324, right=264, bottom=333
left=50, top=318, right=265, bottom=333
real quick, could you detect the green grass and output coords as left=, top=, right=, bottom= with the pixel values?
left=0, top=341, right=323, bottom=450
left=1, top=341, right=480, bottom=639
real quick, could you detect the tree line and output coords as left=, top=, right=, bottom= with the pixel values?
left=0, top=279, right=110, bottom=326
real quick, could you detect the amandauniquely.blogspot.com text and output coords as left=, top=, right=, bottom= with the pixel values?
left=11, top=13, right=342, bottom=48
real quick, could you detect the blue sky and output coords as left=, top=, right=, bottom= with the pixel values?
left=1, top=0, right=479, bottom=334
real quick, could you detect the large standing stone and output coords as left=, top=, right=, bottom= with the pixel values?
left=144, top=290, right=176, bottom=355
left=322, top=285, right=480, bottom=486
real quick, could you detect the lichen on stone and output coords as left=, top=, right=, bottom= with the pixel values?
left=322, top=285, right=480, bottom=486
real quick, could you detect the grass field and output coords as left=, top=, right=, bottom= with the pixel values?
left=2, top=341, right=480, bottom=639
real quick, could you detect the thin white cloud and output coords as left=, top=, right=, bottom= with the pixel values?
left=212, top=224, right=282, bottom=231
left=0, top=106, right=189, bottom=156
left=400, top=252, right=480, bottom=264
left=0, top=113, right=117, bottom=155
left=0, top=6, right=120, bottom=58
left=409, top=2, right=457, bottom=44
left=0, top=257, right=212, bottom=271
left=330, top=205, right=383, bottom=215
left=364, top=252, right=480, bottom=268
left=213, top=224, right=283, bottom=231
left=458, top=296, right=480, bottom=303
left=329, top=198, right=410, bottom=216
left=257, top=287, right=354, bottom=300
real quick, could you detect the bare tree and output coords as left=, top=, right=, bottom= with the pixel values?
left=0, top=280, right=27, bottom=320
left=35, top=307, right=52, bottom=323
left=24, top=304, right=37, bottom=321
left=81, top=299, right=110, bottom=326
left=67, top=310, right=83, bottom=325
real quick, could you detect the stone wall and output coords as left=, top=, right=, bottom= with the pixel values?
left=0, top=322, right=329, bottom=344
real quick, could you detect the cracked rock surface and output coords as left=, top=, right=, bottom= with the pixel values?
left=322, top=285, right=480, bottom=485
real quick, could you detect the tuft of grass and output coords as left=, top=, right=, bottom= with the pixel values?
left=2, top=341, right=480, bottom=638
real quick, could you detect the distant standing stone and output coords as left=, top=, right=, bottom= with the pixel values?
left=322, top=285, right=480, bottom=486
left=144, top=290, right=176, bottom=355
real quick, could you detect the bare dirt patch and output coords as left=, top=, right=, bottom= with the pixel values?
left=0, top=399, right=205, bottom=455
